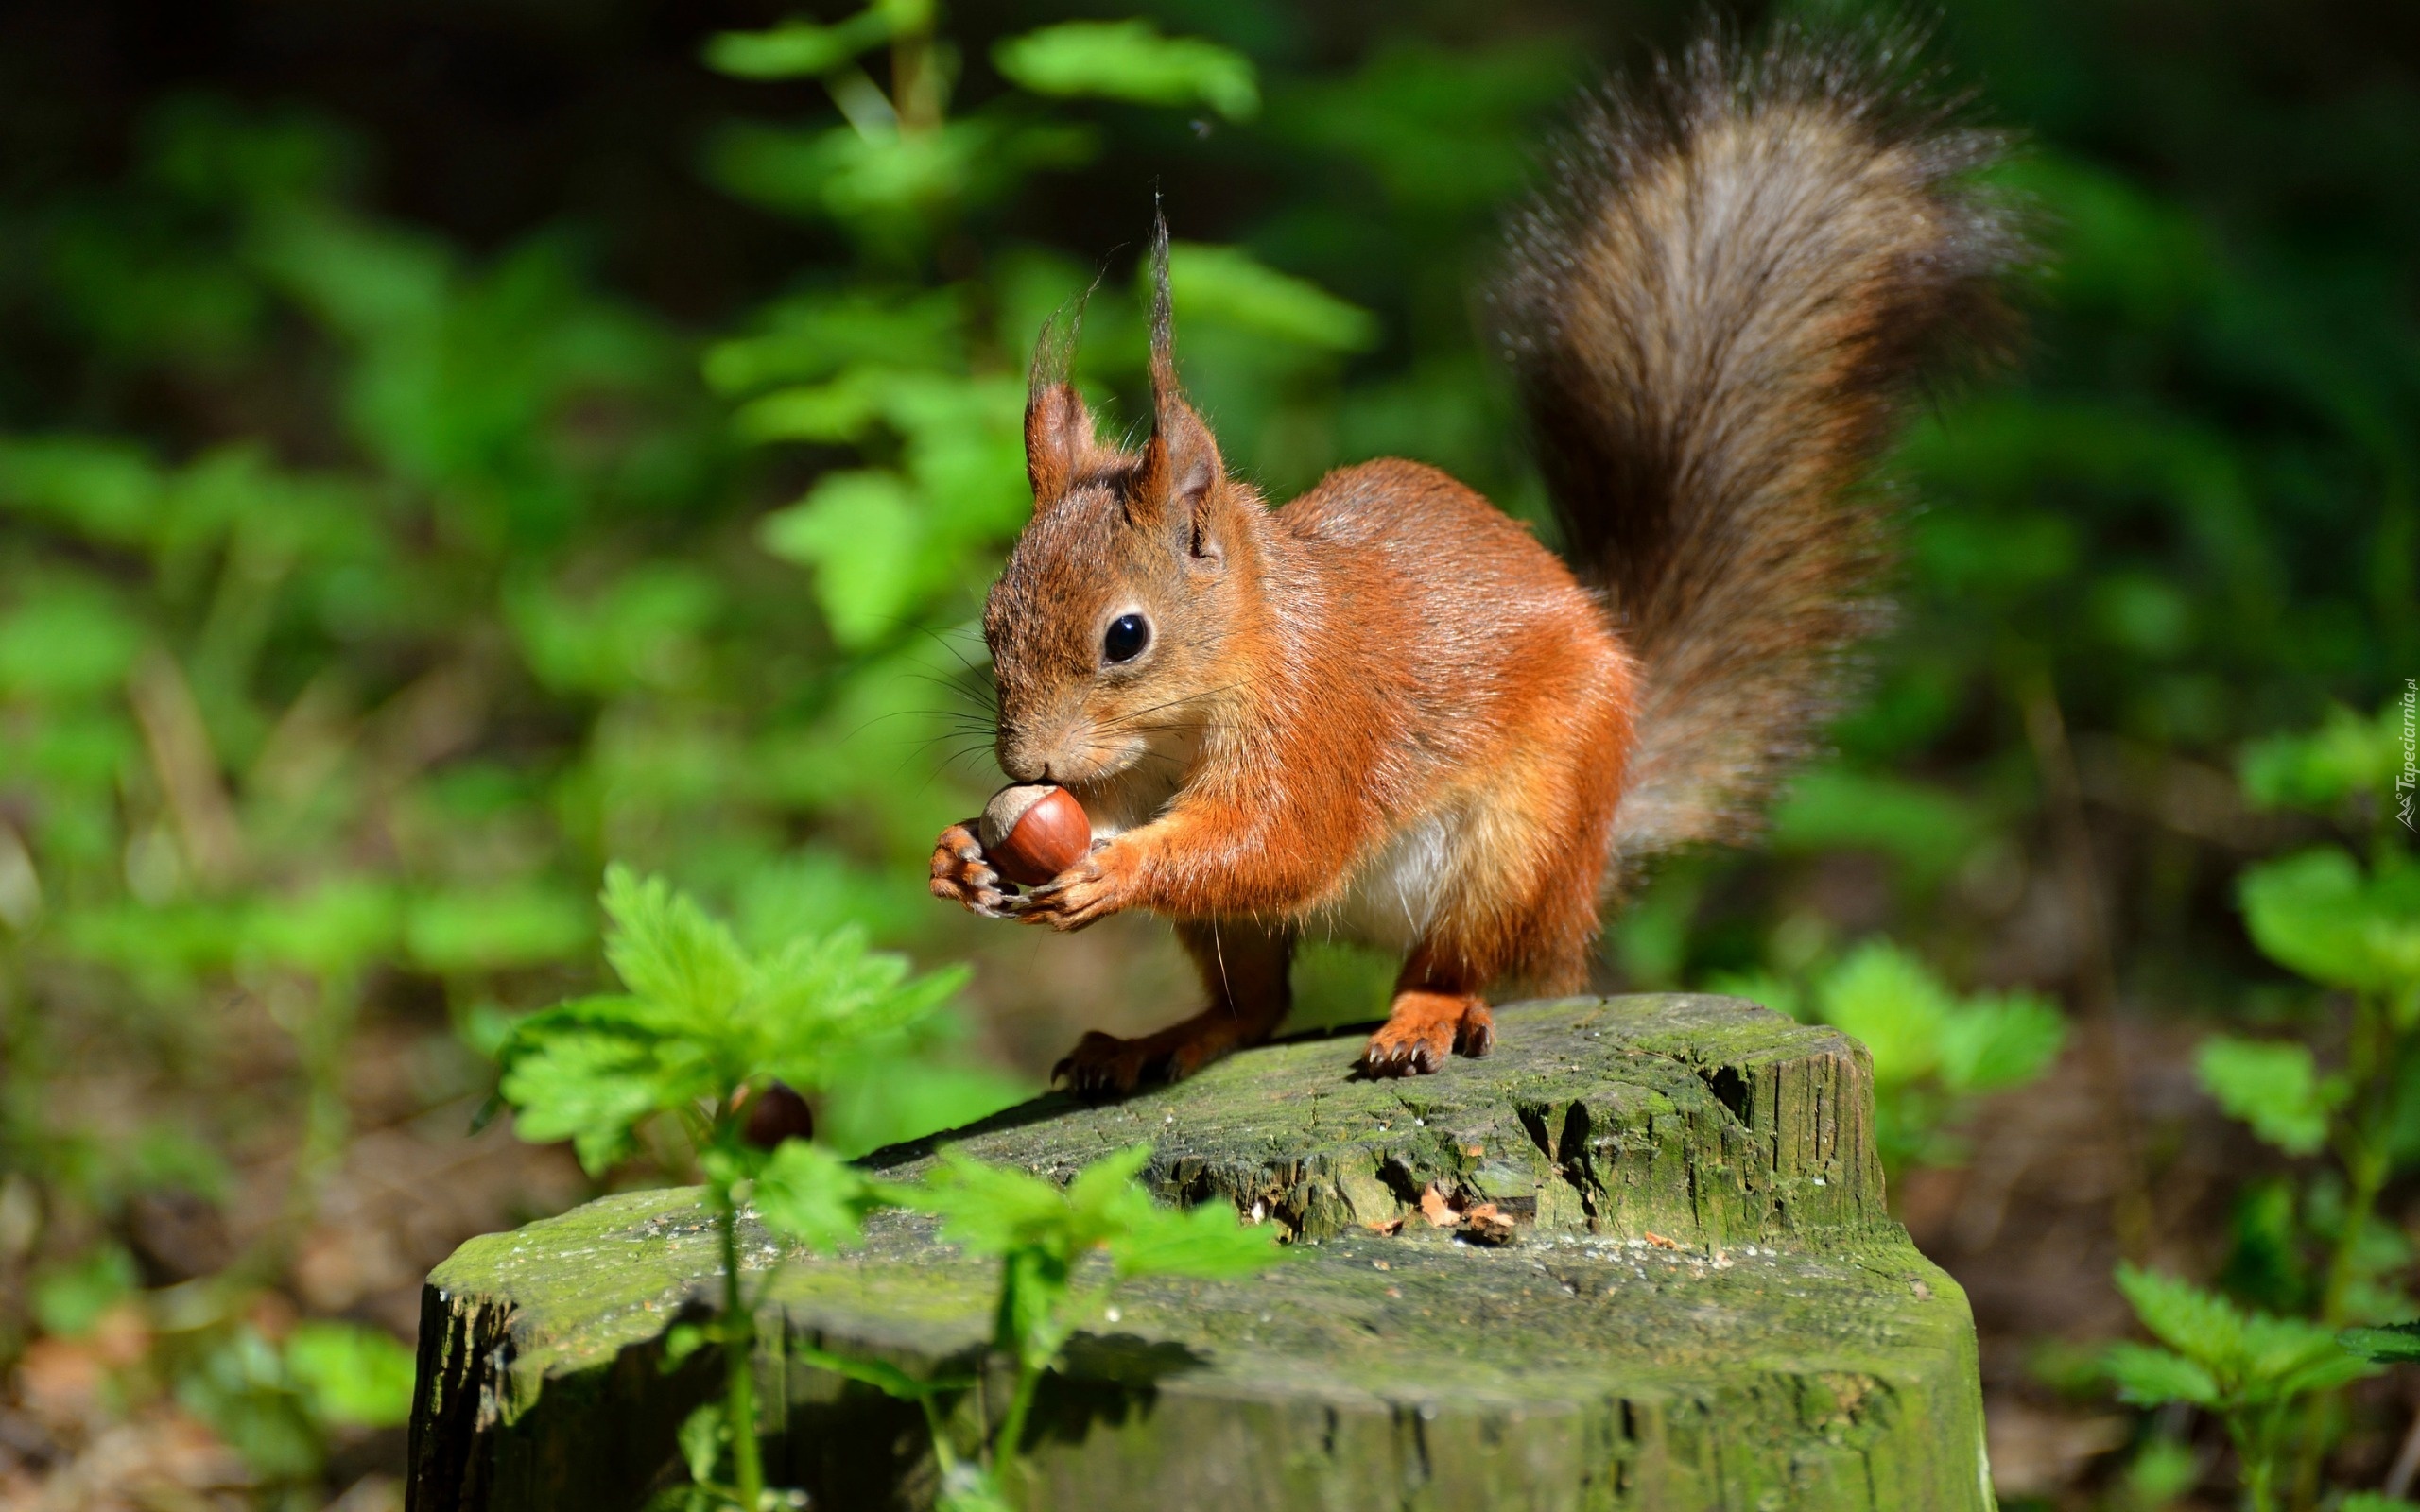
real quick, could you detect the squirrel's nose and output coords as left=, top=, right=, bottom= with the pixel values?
left=996, top=734, right=1046, bottom=784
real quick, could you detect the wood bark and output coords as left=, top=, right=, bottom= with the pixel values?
left=408, top=995, right=1992, bottom=1511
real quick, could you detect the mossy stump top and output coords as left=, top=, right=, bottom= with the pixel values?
left=408, top=995, right=1993, bottom=1511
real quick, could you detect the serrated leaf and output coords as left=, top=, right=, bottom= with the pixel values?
left=497, top=1008, right=712, bottom=1176
left=2240, top=1309, right=2360, bottom=1384
left=599, top=865, right=749, bottom=1032
left=2342, top=1321, right=2420, bottom=1363
left=908, top=1149, right=1077, bottom=1258
left=1060, top=1143, right=1156, bottom=1225
left=2194, top=1036, right=2342, bottom=1156
left=2265, top=1346, right=2377, bottom=1400
left=2115, top=1263, right=2247, bottom=1376
left=995, top=21, right=1259, bottom=121
left=2103, top=1342, right=2221, bottom=1406
left=1109, top=1200, right=1283, bottom=1281
left=752, top=1140, right=877, bottom=1253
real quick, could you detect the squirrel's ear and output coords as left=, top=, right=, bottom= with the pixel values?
left=1133, top=214, right=1226, bottom=558
left=1025, top=309, right=1094, bottom=506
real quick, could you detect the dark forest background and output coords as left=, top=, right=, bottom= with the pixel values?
left=0, top=0, right=2413, bottom=1507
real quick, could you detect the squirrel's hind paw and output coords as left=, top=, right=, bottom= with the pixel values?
left=1052, top=1030, right=1177, bottom=1100
left=1361, top=992, right=1493, bottom=1078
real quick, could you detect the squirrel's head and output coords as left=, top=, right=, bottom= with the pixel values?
left=984, top=223, right=1253, bottom=791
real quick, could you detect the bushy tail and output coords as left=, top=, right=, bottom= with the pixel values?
left=1490, top=26, right=2021, bottom=863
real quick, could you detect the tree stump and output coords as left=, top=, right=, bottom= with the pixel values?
left=407, top=995, right=1993, bottom=1511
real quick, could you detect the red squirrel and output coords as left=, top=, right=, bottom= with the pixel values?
left=929, top=30, right=2018, bottom=1095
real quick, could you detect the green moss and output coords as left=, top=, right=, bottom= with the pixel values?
left=413, top=997, right=1987, bottom=1512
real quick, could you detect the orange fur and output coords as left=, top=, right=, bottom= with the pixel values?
left=930, top=31, right=2017, bottom=1094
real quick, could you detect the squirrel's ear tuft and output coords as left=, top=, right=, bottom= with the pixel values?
left=1025, top=308, right=1093, bottom=505
left=1146, top=209, right=1177, bottom=404
left=1132, top=209, right=1225, bottom=556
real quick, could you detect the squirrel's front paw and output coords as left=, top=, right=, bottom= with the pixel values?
left=928, top=821, right=1013, bottom=919
left=1010, top=842, right=1125, bottom=932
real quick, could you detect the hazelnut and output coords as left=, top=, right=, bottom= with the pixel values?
left=979, top=784, right=1092, bottom=886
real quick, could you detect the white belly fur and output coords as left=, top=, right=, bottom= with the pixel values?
left=1309, top=808, right=1454, bottom=955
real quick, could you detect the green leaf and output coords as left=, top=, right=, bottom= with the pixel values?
left=285, top=1320, right=417, bottom=1428
left=238, top=876, right=400, bottom=979
left=2340, top=1321, right=2420, bottom=1364
left=752, top=1140, right=878, bottom=1253
left=1703, top=969, right=1805, bottom=1022
left=2265, top=1344, right=2377, bottom=1400
left=2194, top=1036, right=2345, bottom=1156
left=794, top=1343, right=950, bottom=1402
left=2239, top=848, right=2420, bottom=993
left=1814, top=941, right=1953, bottom=1086
left=1767, top=767, right=1984, bottom=885
left=2239, top=702, right=2402, bottom=813
left=703, top=288, right=961, bottom=396
left=0, top=581, right=147, bottom=700
left=599, top=865, right=749, bottom=1033
left=2120, top=1437, right=2201, bottom=1505
left=495, top=869, right=964, bottom=1174
left=747, top=927, right=965, bottom=1085
left=759, top=470, right=926, bottom=649
left=2115, top=1263, right=2247, bottom=1376
left=31, top=1246, right=139, bottom=1337
left=405, top=883, right=592, bottom=974
left=0, top=436, right=167, bottom=548
left=1165, top=243, right=1376, bottom=352
left=662, top=1321, right=712, bottom=1369
left=2235, top=1310, right=2377, bottom=1399
left=707, top=118, right=1093, bottom=246
left=703, top=12, right=891, bottom=80
left=179, top=1326, right=323, bottom=1481
left=908, top=1148, right=1093, bottom=1260
left=995, top=21, right=1260, bottom=121
left=497, top=1001, right=712, bottom=1175
left=675, top=1400, right=724, bottom=1486
left=2342, top=1494, right=2420, bottom=1512
left=2102, top=1342, right=2221, bottom=1407
left=1109, top=1199, right=1283, bottom=1281
left=1936, top=990, right=2067, bottom=1094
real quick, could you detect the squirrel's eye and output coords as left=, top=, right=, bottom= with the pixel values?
left=1102, top=613, right=1150, bottom=664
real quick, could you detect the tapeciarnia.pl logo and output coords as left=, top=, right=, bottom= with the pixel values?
left=2399, top=677, right=2416, bottom=833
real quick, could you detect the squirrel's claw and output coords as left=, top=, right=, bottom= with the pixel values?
left=928, top=821, right=1015, bottom=919
left=1051, top=1030, right=1167, bottom=1099
left=1009, top=849, right=1122, bottom=932
left=1359, top=992, right=1493, bottom=1078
